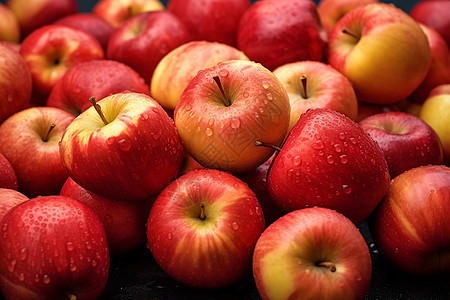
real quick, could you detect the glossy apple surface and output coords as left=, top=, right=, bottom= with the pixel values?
left=0, top=3, right=20, bottom=42
left=0, top=153, right=18, bottom=190
left=0, top=188, right=29, bottom=220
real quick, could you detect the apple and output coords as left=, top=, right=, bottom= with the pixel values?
left=0, top=3, right=20, bottom=43
left=419, top=84, right=450, bottom=165
left=53, top=12, right=114, bottom=50
left=146, top=168, right=265, bottom=289
left=410, top=0, right=450, bottom=49
left=317, top=0, right=379, bottom=34
left=93, top=0, right=165, bottom=28
left=327, top=3, right=431, bottom=104
left=408, top=24, right=450, bottom=103
left=151, top=40, right=249, bottom=112
left=59, top=92, right=184, bottom=202
left=0, top=43, right=32, bottom=124
left=272, top=60, right=358, bottom=131
left=46, top=59, right=149, bottom=116
left=0, top=153, right=18, bottom=190
left=0, top=107, right=75, bottom=198
left=237, top=0, right=326, bottom=71
left=106, top=10, right=191, bottom=84
left=359, top=111, right=444, bottom=178
left=167, top=0, right=250, bottom=46
left=6, top=0, right=78, bottom=38
left=253, top=206, right=372, bottom=300
left=0, top=195, right=109, bottom=299
left=19, top=24, right=105, bottom=106
left=174, top=59, right=291, bottom=173
left=0, top=188, right=28, bottom=220
left=370, top=165, right=450, bottom=275
left=267, top=108, right=390, bottom=224
left=60, top=177, right=153, bottom=256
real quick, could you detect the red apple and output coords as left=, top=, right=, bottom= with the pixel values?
left=60, top=177, right=153, bottom=256
left=146, top=168, right=265, bottom=289
left=0, top=43, right=32, bottom=124
left=267, top=108, right=390, bottom=224
left=272, top=60, right=358, bottom=131
left=0, top=107, right=75, bottom=198
left=253, top=207, right=372, bottom=300
left=59, top=92, right=184, bottom=202
left=370, top=165, right=450, bottom=275
left=237, top=0, right=326, bottom=71
left=0, top=188, right=29, bottom=221
left=359, top=111, right=444, bottom=178
left=6, top=0, right=78, bottom=37
left=106, top=10, right=191, bottom=84
left=0, top=3, right=21, bottom=42
left=327, top=3, right=431, bottom=104
left=0, top=195, right=109, bottom=299
left=174, top=59, right=291, bottom=173
left=0, top=153, right=18, bottom=190
left=19, top=24, right=105, bottom=105
left=168, top=0, right=250, bottom=46
left=46, top=59, right=149, bottom=116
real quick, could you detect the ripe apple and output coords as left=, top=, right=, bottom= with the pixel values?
left=59, top=92, right=184, bottom=202
left=370, top=165, right=450, bottom=275
left=419, top=84, right=450, bottom=164
left=151, top=40, right=249, bottom=112
left=0, top=153, right=18, bottom=190
left=167, top=0, right=250, bottom=46
left=410, top=0, right=450, bottom=49
left=0, top=188, right=28, bottom=220
left=60, top=177, right=153, bottom=256
left=327, top=3, right=431, bottom=104
left=174, top=59, right=291, bottom=173
left=46, top=59, right=149, bottom=116
left=19, top=24, right=104, bottom=105
left=53, top=12, right=114, bottom=50
left=267, top=108, right=390, bottom=224
left=0, top=107, right=75, bottom=198
left=272, top=60, right=358, bottom=131
left=146, top=168, right=265, bottom=289
left=237, top=0, right=326, bottom=71
left=252, top=206, right=372, bottom=300
left=0, top=3, right=20, bottom=42
left=359, top=111, right=444, bottom=178
left=0, top=195, right=109, bottom=300
left=0, top=43, right=32, bottom=124
left=93, top=0, right=165, bottom=28
left=106, top=10, right=191, bottom=84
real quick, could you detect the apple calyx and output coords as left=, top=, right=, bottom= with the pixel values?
left=341, top=28, right=360, bottom=41
left=199, top=203, right=206, bottom=220
left=89, top=97, right=109, bottom=125
left=316, top=261, right=337, bottom=272
left=213, top=76, right=231, bottom=107
left=42, top=123, right=56, bottom=142
left=300, top=75, right=308, bottom=99
left=254, top=140, right=282, bottom=152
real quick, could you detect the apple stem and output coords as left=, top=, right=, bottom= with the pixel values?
left=67, top=293, right=77, bottom=300
left=341, top=28, right=359, bottom=40
left=42, top=123, right=55, bottom=142
left=254, top=140, right=282, bottom=152
left=213, top=75, right=231, bottom=107
left=199, top=203, right=206, bottom=220
left=317, top=261, right=337, bottom=272
left=89, top=97, right=109, bottom=125
left=300, top=75, right=308, bottom=99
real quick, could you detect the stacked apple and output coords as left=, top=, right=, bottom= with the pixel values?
left=0, top=0, right=449, bottom=299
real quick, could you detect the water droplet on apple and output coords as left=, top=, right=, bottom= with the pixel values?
left=342, top=185, right=352, bottom=194
left=208, top=118, right=215, bottom=126
left=326, top=155, right=334, bottom=164
left=243, top=91, right=249, bottom=98
left=293, top=156, right=302, bottom=166
left=218, top=69, right=229, bottom=77
left=231, top=222, right=239, bottom=230
left=266, top=93, right=273, bottom=101
left=339, top=155, right=348, bottom=164
left=19, top=248, right=28, bottom=261
left=7, top=259, right=16, bottom=272
left=106, top=137, right=115, bottom=145
left=205, top=127, right=213, bottom=136
left=69, top=264, right=77, bottom=272
left=104, top=214, right=113, bottom=224
left=91, top=260, right=98, bottom=267
left=7, top=94, right=13, bottom=103
left=255, top=206, right=262, bottom=216
left=312, top=139, right=324, bottom=150
left=43, top=274, right=51, bottom=284
left=66, top=242, right=74, bottom=251
left=118, top=138, right=132, bottom=151
left=338, top=132, right=346, bottom=140
left=394, top=247, right=400, bottom=254
left=167, top=233, right=173, bottom=240
left=333, top=144, right=342, bottom=153
left=349, top=137, right=357, bottom=144
left=18, top=273, right=25, bottom=282
left=231, top=117, right=240, bottom=129
left=262, top=82, right=270, bottom=89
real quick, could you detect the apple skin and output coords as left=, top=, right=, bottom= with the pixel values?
left=327, top=3, right=431, bottom=104
left=0, top=43, right=32, bottom=124
left=168, top=0, right=251, bottom=46
left=146, top=168, right=265, bottom=289
left=359, top=111, right=444, bottom=178
left=252, top=206, right=372, bottom=300
left=237, top=0, right=326, bottom=71
left=0, top=3, right=21, bottom=42
left=369, top=165, right=450, bottom=275
left=60, top=177, right=153, bottom=256
left=267, top=108, right=390, bottom=224
left=19, top=24, right=105, bottom=105
left=0, top=188, right=29, bottom=221
left=151, top=40, right=249, bottom=112
left=272, top=60, right=358, bottom=131
left=0, top=107, right=75, bottom=198
left=0, top=153, right=18, bottom=190
left=0, top=195, right=109, bottom=300
left=106, top=10, right=191, bottom=84
left=6, top=0, right=78, bottom=37
left=46, top=59, right=149, bottom=116
left=419, top=84, right=450, bottom=165
left=59, top=92, right=184, bottom=202
left=174, top=59, right=291, bottom=174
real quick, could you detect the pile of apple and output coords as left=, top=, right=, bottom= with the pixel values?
left=0, top=0, right=450, bottom=299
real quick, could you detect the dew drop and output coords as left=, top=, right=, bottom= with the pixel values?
left=167, top=233, right=173, bottom=240
left=266, top=93, right=273, bottom=100
left=262, top=82, right=270, bottom=89
left=118, top=138, right=132, bottom=151
left=19, top=248, right=28, bottom=261
left=185, top=103, right=192, bottom=111
left=85, top=241, right=92, bottom=250
left=218, top=69, right=229, bottom=77
left=18, top=273, right=25, bottom=282
left=106, top=137, right=115, bottom=145
left=104, top=214, right=113, bottom=224
left=7, top=259, right=16, bottom=272
left=205, top=127, right=213, bottom=136
left=394, top=247, right=400, bottom=254
left=34, top=274, right=40, bottom=283
left=342, top=185, right=352, bottom=194
left=293, top=156, right=302, bottom=166
left=333, top=144, right=342, bottom=153
left=255, top=206, right=262, bottom=216
left=338, top=132, right=346, bottom=140
left=231, top=222, right=239, bottom=230
left=312, top=139, right=324, bottom=150
left=66, top=242, right=74, bottom=251
left=91, top=260, right=98, bottom=267
left=69, top=264, right=77, bottom=272
left=230, top=117, right=241, bottom=129
left=339, top=155, right=348, bottom=164
left=208, top=118, right=215, bottom=126
left=326, top=155, right=334, bottom=164
left=243, top=91, right=249, bottom=98
left=43, top=274, right=51, bottom=284
left=349, top=137, right=357, bottom=145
